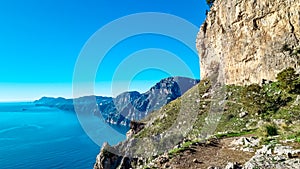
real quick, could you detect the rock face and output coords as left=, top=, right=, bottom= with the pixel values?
left=98, top=76, right=199, bottom=126
left=126, top=121, right=145, bottom=138
left=197, top=0, right=300, bottom=85
left=244, top=144, right=300, bottom=169
left=35, top=76, right=199, bottom=127
left=94, top=142, right=132, bottom=169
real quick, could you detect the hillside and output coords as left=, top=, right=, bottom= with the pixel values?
left=34, top=77, right=199, bottom=127
left=94, top=68, right=300, bottom=169
left=93, top=0, right=300, bottom=168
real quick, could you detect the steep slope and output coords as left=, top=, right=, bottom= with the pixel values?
left=34, top=77, right=199, bottom=126
left=93, top=0, right=300, bottom=168
left=197, top=0, right=300, bottom=85
left=97, top=77, right=199, bottom=126
left=95, top=68, right=300, bottom=169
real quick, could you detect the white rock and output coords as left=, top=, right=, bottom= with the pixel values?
left=256, top=145, right=272, bottom=155
left=239, top=111, right=248, bottom=118
left=274, top=145, right=293, bottom=156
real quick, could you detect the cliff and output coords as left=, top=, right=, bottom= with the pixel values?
left=100, top=77, right=199, bottom=126
left=197, top=0, right=300, bottom=85
left=35, top=77, right=199, bottom=127
left=94, top=68, right=300, bottom=169
left=93, top=0, right=300, bottom=168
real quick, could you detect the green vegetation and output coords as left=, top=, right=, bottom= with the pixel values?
left=215, top=129, right=256, bottom=139
left=135, top=68, right=300, bottom=151
left=276, top=67, right=300, bottom=94
left=206, top=0, right=215, bottom=8
left=287, top=132, right=300, bottom=143
left=168, top=139, right=201, bottom=157
left=265, top=124, right=279, bottom=136
left=281, top=44, right=292, bottom=53
left=168, top=142, right=189, bottom=156
left=281, top=44, right=300, bottom=56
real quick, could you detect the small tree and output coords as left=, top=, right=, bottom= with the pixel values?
left=276, top=67, right=299, bottom=93
left=206, top=0, right=215, bottom=8
left=265, top=124, right=278, bottom=136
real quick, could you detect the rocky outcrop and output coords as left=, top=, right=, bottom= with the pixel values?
left=197, top=0, right=300, bottom=85
left=244, top=144, right=300, bottom=169
left=94, top=143, right=132, bottom=169
left=98, top=76, right=199, bottom=126
left=126, top=121, right=145, bottom=138
left=34, top=76, right=199, bottom=127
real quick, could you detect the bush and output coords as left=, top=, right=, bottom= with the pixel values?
left=281, top=44, right=292, bottom=53
left=258, top=123, right=279, bottom=137
left=206, top=0, right=215, bottom=7
left=265, top=124, right=278, bottom=136
left=241, top=84, right=263, bottom=113
left=276, top=67, right=299, bottom=93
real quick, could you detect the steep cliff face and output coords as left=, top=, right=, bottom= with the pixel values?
left=98, top=77, right=199, bottom=126
left=197, top=0, right=300, bottom=85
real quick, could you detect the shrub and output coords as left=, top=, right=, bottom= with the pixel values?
left=281, top=44, right=292, bottom=53
left=246, top=84, right=262, bottom=93
left=276, top=67, right=299, bottom=93
left=241, top=84, right=266, bottom=114
left=226, top=114, right=235, bottom=121
left=206, top=0, right=215, bottom=7
left=258, top=124, right=279, bottom=137
left=265, top=124, right=278, bottom=136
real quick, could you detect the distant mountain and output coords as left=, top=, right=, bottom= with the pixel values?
left=34, top=77, right=199, bottom=126
left=99, top=77, right=200, bottom=126
left=34, top=95, right=113, bottom=114
left=34, top=97, right=74, bottom=111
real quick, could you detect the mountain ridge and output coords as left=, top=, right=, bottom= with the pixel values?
left=93, top=0, right=300, bottom=168
left=34, top=76, right=199, bottom=126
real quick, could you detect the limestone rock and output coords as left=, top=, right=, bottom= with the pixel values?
left=93, top=142, right=132, bottom=169
left=239, top=111, right=248, bottom=118
left=243, top=144, right=300, bottom=169
left=196, top=0, right=300, bottom=85
left=225, top=162, right=242, bottom=169
left=229, top=137, right=260, bottom=152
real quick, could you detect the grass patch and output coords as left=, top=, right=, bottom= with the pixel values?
left=135, top=68, right=300, bottom=149
left=168, top=147, right=185, bottom=156
left=215, top=129, right=256, bottom=139
left=168, top=140, right=200, bottom=157
left=287, top=132, right=300, bottom=143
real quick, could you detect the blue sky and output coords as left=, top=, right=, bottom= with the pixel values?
left=0, top=0, right=208, bottom=101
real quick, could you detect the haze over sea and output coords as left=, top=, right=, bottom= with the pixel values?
left=0, top=102, right=127, bottom=169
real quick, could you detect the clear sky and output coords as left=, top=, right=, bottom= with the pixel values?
left=0, top=0, right=208, bottom=101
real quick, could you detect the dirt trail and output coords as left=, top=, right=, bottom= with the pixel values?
left=161, top=138, right=254, bottom=169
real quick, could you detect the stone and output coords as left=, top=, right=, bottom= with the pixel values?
left=202, top=93, right=210, bottom=98
left=230, top=137, right=260, bottom=150
left=244, top=144, right=300, bottom=169
left=207, top=167, right=222, bottom=169
left=192, top=158, right=200, bottom=163
left=274, top=145, right=293, bottom=156
left=225, top=162, right=241, bottom=169
left=196, top=0, right=300, bottom=85
left=256, top=145, right=272, bottom=155
left=126, top=129, right=134, bottom=139
left=239, top=111, right=248, bottom=118
left=293, top=95, right=300, bottom=106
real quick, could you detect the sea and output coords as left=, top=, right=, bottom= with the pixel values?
left=0, top=102, right=128, bottom=169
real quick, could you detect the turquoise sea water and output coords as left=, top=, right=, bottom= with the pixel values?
left=0, top=102, right=127, bottom=169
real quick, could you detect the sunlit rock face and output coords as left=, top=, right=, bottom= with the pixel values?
left=197, top=0, right=300, bottom=85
